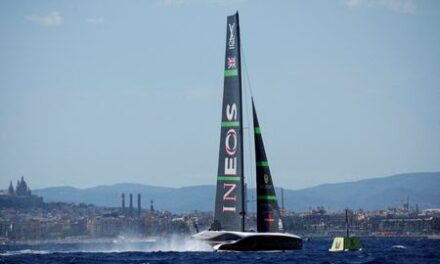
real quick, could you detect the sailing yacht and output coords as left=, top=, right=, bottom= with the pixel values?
left=193, top=12, right=302, bottom=251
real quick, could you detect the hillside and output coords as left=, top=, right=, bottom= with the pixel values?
left=33, top=172, right=440, bottom=212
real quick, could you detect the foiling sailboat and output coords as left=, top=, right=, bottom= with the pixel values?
left=193, top=12, right=302, bottom=251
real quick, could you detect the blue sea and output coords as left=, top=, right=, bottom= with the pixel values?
left=1, top=237, right=439, bottom=263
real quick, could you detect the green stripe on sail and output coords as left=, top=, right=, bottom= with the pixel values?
left=217, top=176, right=241, bottom=181
left=257, top=195, right=277, bottom=201
left=254, top=127, right=261, bottom=134
left=256, top=161, right=269, bottom=167
left=221, top=121, right=240, bottom=127
left=224, top=69, right=238, bottom=77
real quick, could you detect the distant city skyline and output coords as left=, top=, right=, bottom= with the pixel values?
left=1, top=0, right=439, bottom=190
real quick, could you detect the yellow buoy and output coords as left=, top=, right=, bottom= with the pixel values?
left=329, top=209, right=362, bottom=252
left=329, top=236, right=362, bottom=252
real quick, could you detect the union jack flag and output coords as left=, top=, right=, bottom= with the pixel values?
left=227, top=57, right=236, bottom=69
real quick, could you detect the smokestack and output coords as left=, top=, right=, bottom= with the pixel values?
left=137, top=193, right=141, bottom=218
left=122, top=193, right=125, bottom=211
left=150, top=200, right=154, bottom=213
left=129, top=193, right=133, bottom=216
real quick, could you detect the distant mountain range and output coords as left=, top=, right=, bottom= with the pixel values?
left=33, top=172, right=440, bottom=212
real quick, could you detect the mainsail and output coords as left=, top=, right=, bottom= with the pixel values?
left=213, top=12, right=245, bottom=231
left=252, top=99, right=284, bottom=233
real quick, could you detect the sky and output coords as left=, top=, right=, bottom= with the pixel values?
left=0, top=0, right=439, bottom=190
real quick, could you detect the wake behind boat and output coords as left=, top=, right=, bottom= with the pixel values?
left=193, top=12, right=302, bottom=252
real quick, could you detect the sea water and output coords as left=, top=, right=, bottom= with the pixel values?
left=1, top=237, right=439, bottom=263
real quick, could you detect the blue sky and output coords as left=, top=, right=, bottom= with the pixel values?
left=1, top=0, right=439, bottom=190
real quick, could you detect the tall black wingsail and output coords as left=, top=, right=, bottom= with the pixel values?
left=212, top=12, right=245, bottom=232
left=253, top=99, right=283, bottom=233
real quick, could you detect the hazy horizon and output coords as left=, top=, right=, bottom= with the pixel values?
left=5, top=171, right=438, bottom=191
left=1, top=1, right=440, bottom=190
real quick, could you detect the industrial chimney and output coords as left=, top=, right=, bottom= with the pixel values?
left=129, top=193, right=133, bottom=216
left=137, top=193, right=141, bottom=218
left=150, top=200, right=155, bottom=213
left=121, top=193, right=125, bottom=211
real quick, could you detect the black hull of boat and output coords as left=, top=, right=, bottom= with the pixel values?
left=215, top=234, right=303, bottom=251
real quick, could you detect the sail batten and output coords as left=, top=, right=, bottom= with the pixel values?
left=256, top=161, right=269, bottom=167
left=221, top=121, right=240, bottom=127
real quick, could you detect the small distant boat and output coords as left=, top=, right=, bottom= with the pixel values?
left=329, top=209, right=362, bottom=252
left=193, top=11, right=302, bottom=252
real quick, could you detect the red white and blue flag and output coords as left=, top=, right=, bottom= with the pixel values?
left=227, top=57, right=236, bottom=69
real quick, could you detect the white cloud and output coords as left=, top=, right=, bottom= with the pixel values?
left=346, top=0, right=363, bottom=8
left=25, top=11, right=64, bottom=26
left=209, top=0, right=246, bottom=6
left=345, top=0, right=417, bottom=15
left=85, top=17, right=104, bottom=24
left=159, top=0, right=184, bottom=6
left=158, top=0, right=245, bottom=7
